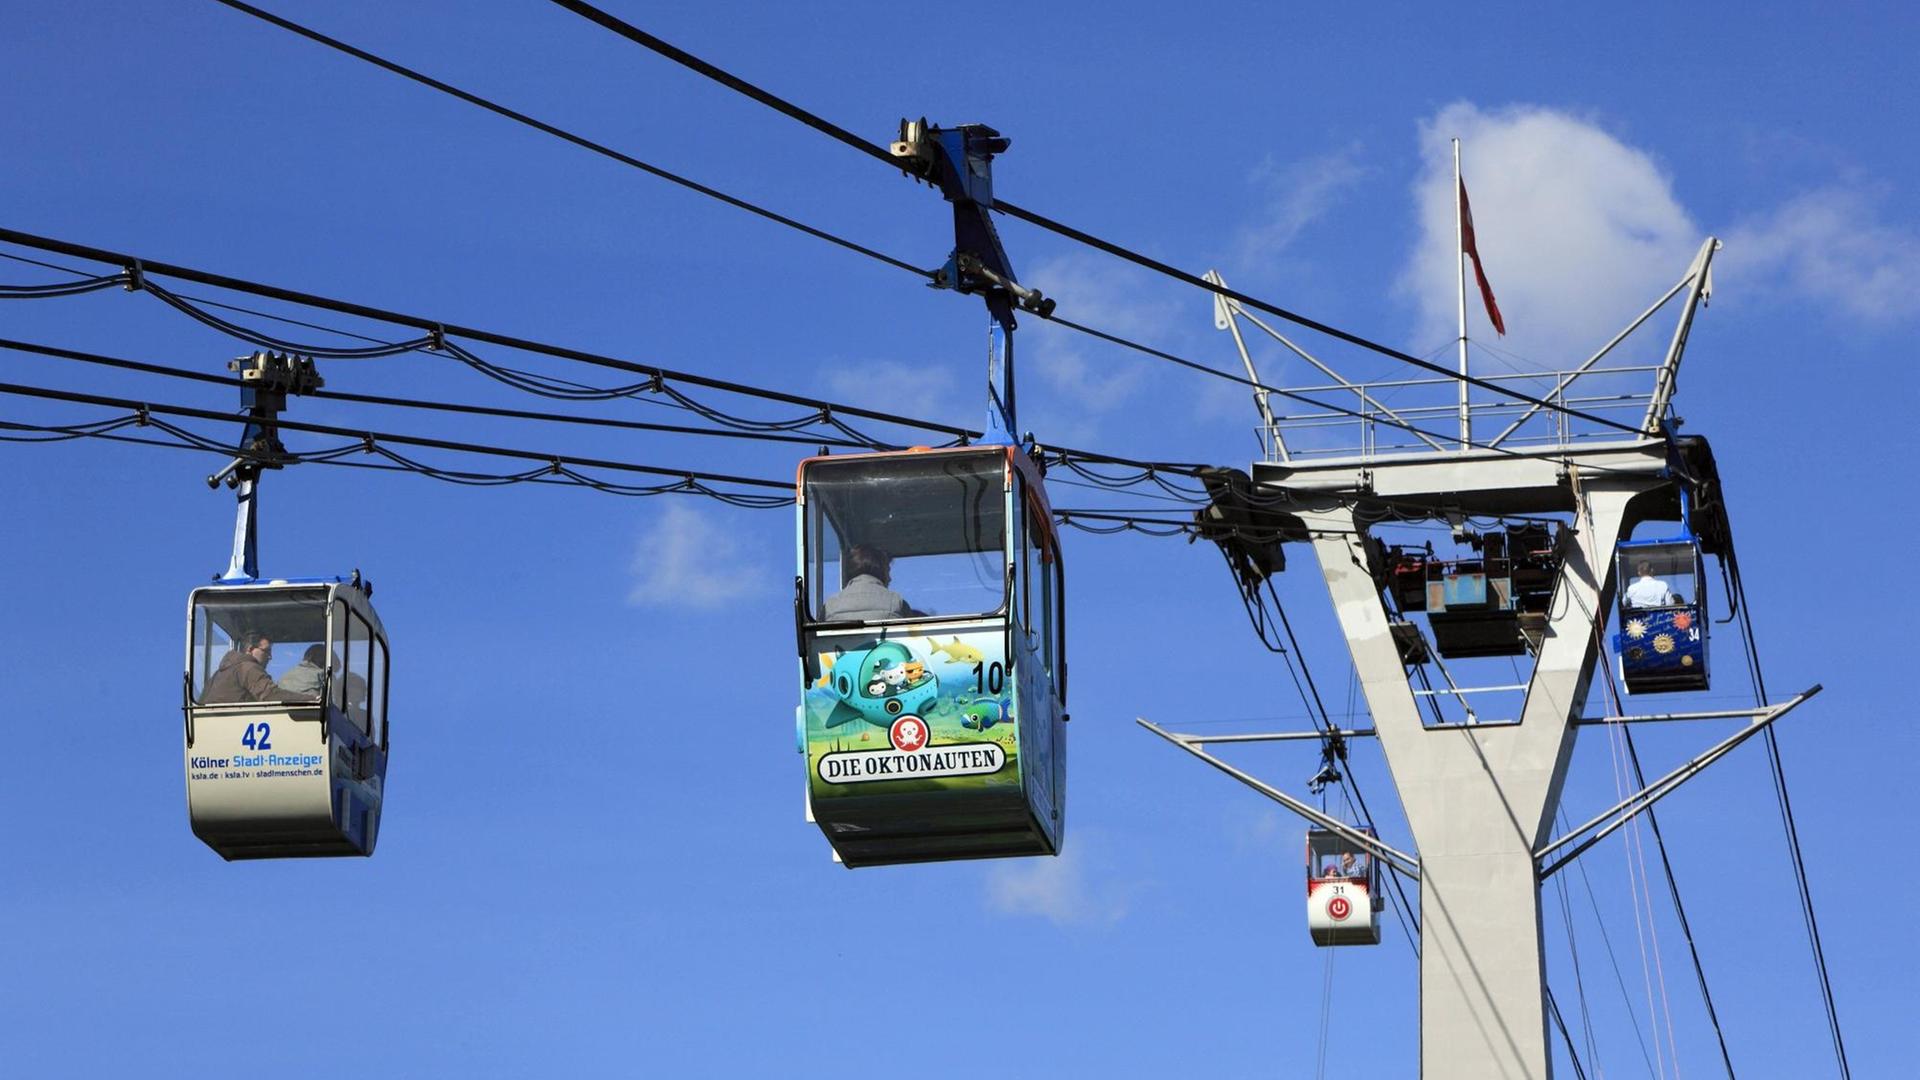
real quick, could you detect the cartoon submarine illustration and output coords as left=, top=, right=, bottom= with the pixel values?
left=818, top=641, right=939, bottom=730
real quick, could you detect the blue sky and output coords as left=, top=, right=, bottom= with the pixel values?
left=2, top=2, right=1914, bottom=1076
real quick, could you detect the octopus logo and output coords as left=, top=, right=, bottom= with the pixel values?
left=1328, top=895, right=1352, bottom=921
left=889, top=716, right=928, bottom=752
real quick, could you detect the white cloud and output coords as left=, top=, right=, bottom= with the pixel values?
left=1235, top=145, right=1370, bottom=267
left=626, top=502, right=755, bottom=610
left=1722, top=185, right=1920, bottom=321
left=985, top=833, right=1133, bottom=928
left=1023, top=252, right=1167, bottom=414
left=1399, top=103, right=1701, bottom=369
left=821, top=358, right=961, bottom=416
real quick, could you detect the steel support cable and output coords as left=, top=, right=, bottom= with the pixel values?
left=1582, top=591, right=1740, bottom=1077
left=0, top=413, right=146, bottom=442
left=1546, top=986, right=1594, bottom=1080
left=209, top=0, right=933, bottom=281
left=0, top=407, right=793, bottom=503
left=1552, top=851, right=1605, bottom=1074
left=143, top=278, right=436, bottom=358
left=1589, top=613, right=1679, bottom=1078
left=0, top=227, right=976, bottom=443
left=0, top=249, right=416, bottom=348
left=214, top=0, right=1645, bottom=455
left=0, top=262, right=955, bottom=450
left=1725, top=543, right=1851, bottom=1078
left=541, top=0, right=1646, bottom=437
left=0, top=234, right=1249, bottom=489
left=0, top=378, right=792, bottom=493
left=0, top=271, right=129, bottom=299
left=0, top=337, right=869, bottom=449
left=1565, top=807, right=1662, bottom=1077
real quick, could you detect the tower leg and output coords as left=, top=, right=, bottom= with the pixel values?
left=1301, top=480, right=1644, bottom=1079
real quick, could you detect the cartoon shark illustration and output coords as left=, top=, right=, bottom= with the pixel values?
left=925, top=636, right=985, bottom=666
left=820, top=640, right=939, bottom=730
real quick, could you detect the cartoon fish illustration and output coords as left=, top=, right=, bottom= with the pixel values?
left=925, top=636, right=985, bottom=666
left=960, top=700, right=1005, bottom=731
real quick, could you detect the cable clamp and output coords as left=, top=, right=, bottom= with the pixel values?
left=361, top=434, right=376, bottom=454
left=549, top=457, right=564, bottom=475
left=646, top=372, right=664, bottom=394
left=124, top=260, right=146, bottom=293
left=428, top=325, right=446, bottom=352
left=134, top=403, right=150, bottom=427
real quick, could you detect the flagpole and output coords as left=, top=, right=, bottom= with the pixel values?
left=1454, top=137, right=1470, bottom=447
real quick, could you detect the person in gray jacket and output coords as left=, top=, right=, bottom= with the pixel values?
left=822, top=544, right=923, bottom=621
left=276, top=643, right=331, bottom=699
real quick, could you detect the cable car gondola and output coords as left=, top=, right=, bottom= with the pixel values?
left=1613, top=532, right=1709, bottom=694
left=1306, top=827, right=1383, bottom=946
left=180, top=352, right=392, bottom=859
left=796, top=445, right=1066, bottom=867
left=186, top=575, right=390, bottom=858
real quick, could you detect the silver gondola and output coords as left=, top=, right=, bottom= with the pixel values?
left=180, top=351, right=392, bottom=859
left=185, top=576, right=390, bottom=858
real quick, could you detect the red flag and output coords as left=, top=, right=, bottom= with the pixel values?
left=1458, top=178, right=1506, bottom=336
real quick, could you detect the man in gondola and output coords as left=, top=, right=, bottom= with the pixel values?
left=201, top=630, right=308, bottom=704
left=1624, top=560, right=1675, bottom=608
left=823, top=544, right=924, bottom=621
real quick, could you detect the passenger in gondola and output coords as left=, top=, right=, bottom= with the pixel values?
left=1624, top=560, right=1675, bottom=608
left=823, top=544, right=924, bottom=621
left=1341, top=851, right=1368, bottom=879
left=201, top=631, right=307, bottom=704
left=344, top=671, right=371, bottom=731
left=275, top=643, right=331, bottom=700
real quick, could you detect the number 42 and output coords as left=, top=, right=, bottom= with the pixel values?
left=242, top=722, right=273, bottom=751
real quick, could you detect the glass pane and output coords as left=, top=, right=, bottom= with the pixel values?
left=1307, top=832, right=1373, bottom=880
left=192, top=589, right=329, bottom=704
left=1022, top=500, right=1040, bottom=635
left=804, top=451, right=1007, bottom=621
left=1040, top=528, right=1059, bottom=679
left=343, top=612, right=372, bottom=735
left=327, top=601, right=347, bottom=711
left=369, top=634, right=389, bottom=741
left=1620, top=542, right=1697, bottom=609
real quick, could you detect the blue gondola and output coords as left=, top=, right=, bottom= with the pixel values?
left=179, top=352, right=393, bottom=859
left=1613, top=532, right=1709, bottom=694
left=1613, top=482, right=1711, bottom=695
left=796, top=445, right=1066, bottom=867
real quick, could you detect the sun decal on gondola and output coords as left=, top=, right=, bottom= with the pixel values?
left=1652, top=633, right=1676, bottom=654
left=1625, top=618, right=1648, bottom=639
left=1673, top=611, right=1693, bottom=631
